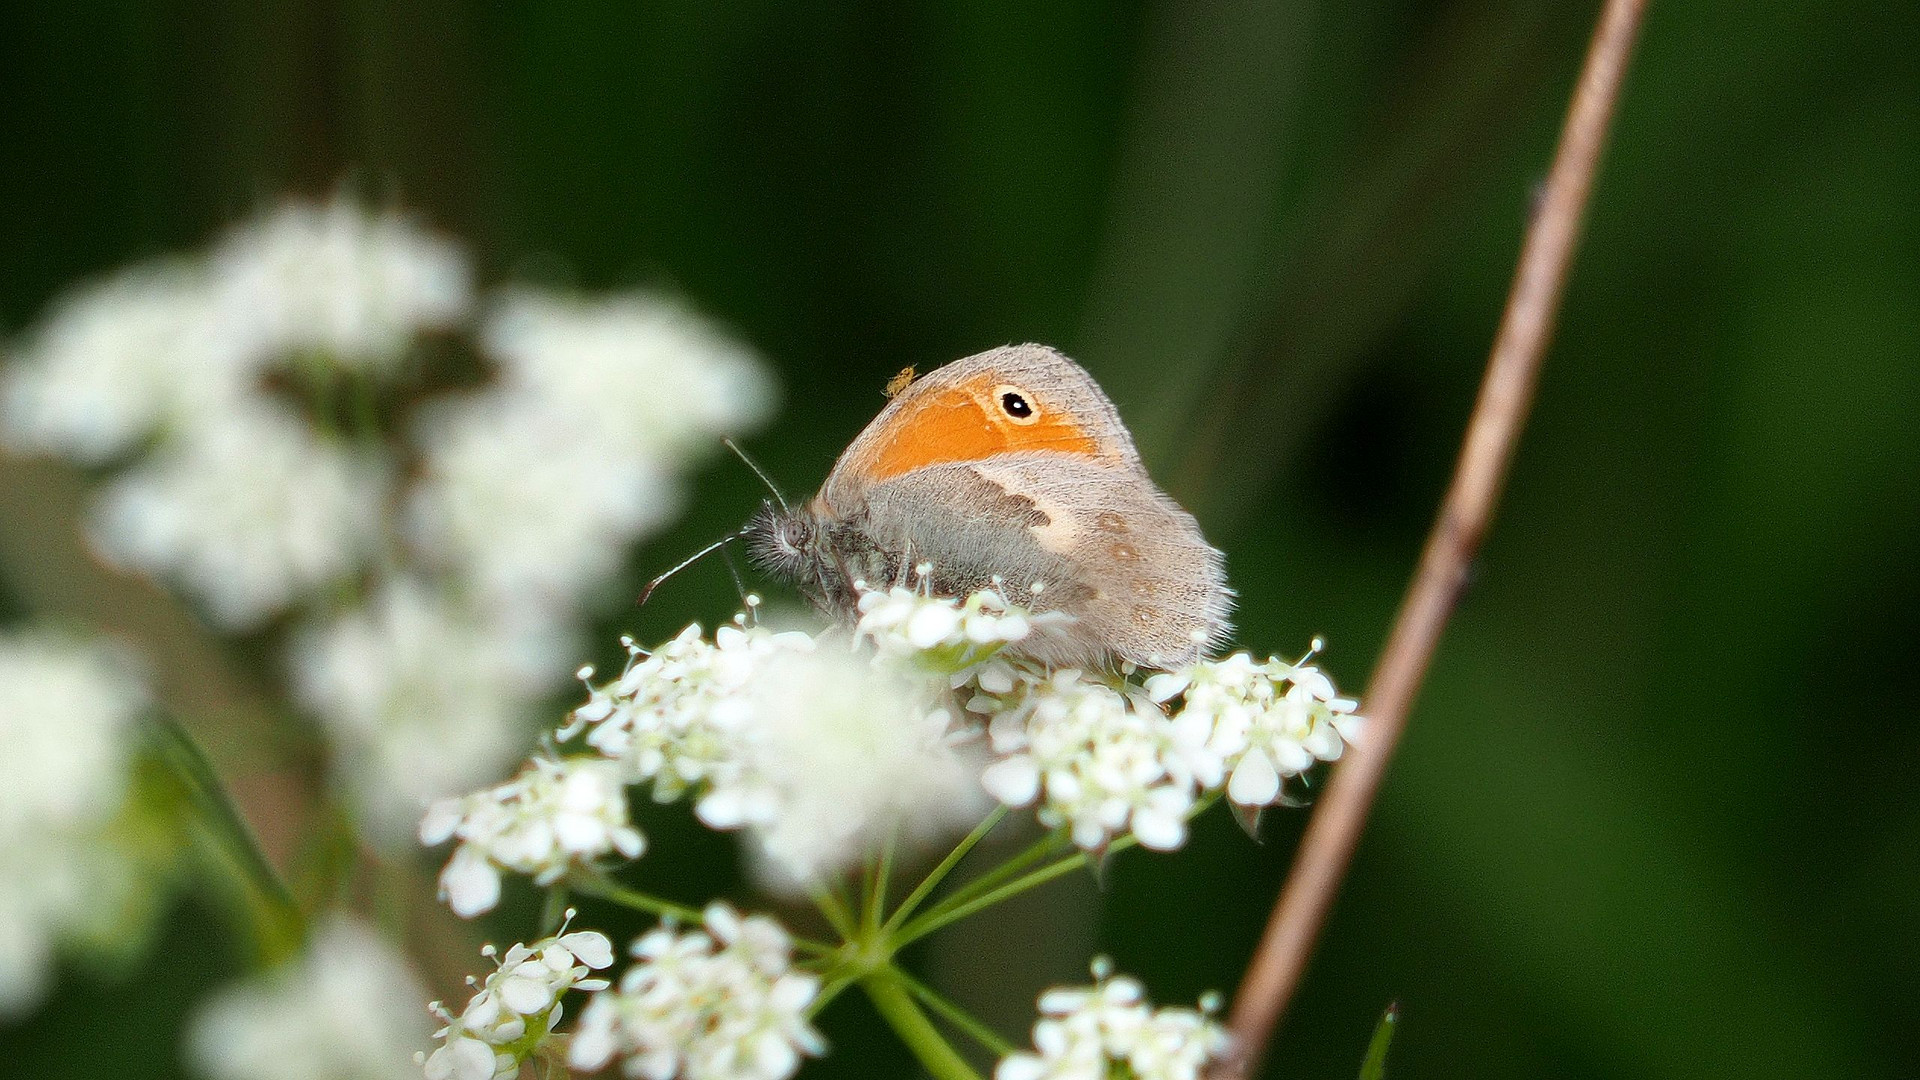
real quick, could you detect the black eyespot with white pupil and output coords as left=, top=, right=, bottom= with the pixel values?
left=991, top=383, right=1040, bottom=424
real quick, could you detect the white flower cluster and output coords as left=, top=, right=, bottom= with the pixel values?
left=996, top=966, right=1230, bottom=1080
left=558, top=606, right=988, bottom=893
left=0, top=630, right=149, bottom=1016
left=293, top=577, right=571, bottom=847
left=701, top=637, right=984, bottom=892
left=422, top=927, right=614, bottom=1080
left=356, top=289, right=772, bottom=838
left=2, top=195, right=776, bottom=848
left=209, top=195, right=471, bottom=368
left=1146, top=644, right=1364, bottom=810
left=443, top=603, right=1360, bottom=908
left=977, top=643, right=1363, bottom=852
left=407, top=289, right=774, bottom=615
left=978, top=667, right=1199, bottom=853
left=570, top=903, right=824, bottom=1080
left=2, top=194, right=467, bottom=468
left=421, top=758, right=644, bottom=917
left=190, top=917, right=430, bottom=1080
left=90, top=400, right=388, bottom=629
left=853, top=583, right=1049, bottom=670
left=563, top=624, right=814, bottom=806
left=2, top=196, right=466, bottom=627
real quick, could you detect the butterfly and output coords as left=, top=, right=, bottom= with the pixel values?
left=743, top=344, right=1231, bottom=671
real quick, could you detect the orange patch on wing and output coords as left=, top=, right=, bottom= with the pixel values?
left=859, top=378, right=1098, bottom=483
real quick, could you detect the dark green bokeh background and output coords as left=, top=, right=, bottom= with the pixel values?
left=3, top=1, right=1916, bottom=1077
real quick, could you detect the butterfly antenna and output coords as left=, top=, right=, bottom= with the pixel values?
left=722, top=437, right=789, bottom=513
left=638, top=532, right=743, bottom=608
left=717, top=542, right=752, bottom=610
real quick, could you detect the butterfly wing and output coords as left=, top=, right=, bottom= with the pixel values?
left=855, top=453, right=1231, bottom=669
left=822, top=344, right=1142, bottom=503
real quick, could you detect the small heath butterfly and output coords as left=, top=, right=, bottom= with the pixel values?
left=744, top=344, right=1231, bottom=671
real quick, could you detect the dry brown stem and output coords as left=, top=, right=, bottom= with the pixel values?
left=1211, top=0, right=1651, bottom=1074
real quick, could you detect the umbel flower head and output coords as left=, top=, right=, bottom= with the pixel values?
left=558, top=588, right=1017, bottom=894
left=977, top=666, right=1200, bottom=853
left=568, top=903, right=824, bottom=1080
left=429, top=581, right=1365, bottom=916
left=1146, top=641, right=1365, bottom=810
left=0, top=629, right=151, bottom=1016
left=89, top=398, right=388, bottom=630
left=997, top=959, right=1230, bottom=1080
left=421, top=757, right=644, bottom=917
left=421, top=922, right=614, bottom=1080
left=2, top=194, right=776, bottom=863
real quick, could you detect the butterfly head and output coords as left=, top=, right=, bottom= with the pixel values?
left=744, top=499, right=826, bottom=588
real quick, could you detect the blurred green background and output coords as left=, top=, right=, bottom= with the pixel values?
left=3, top=0, right=1916, bottom=1078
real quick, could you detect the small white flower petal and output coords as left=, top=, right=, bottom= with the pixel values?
left=982, top=757, right=1042, bottom=807
left=905, top=603, right=962, bottom=649
left=497, top=974, right=553, bottom=1016
left=1226, top=751, right=1281, bottom=808
left=440, top=847, right=503, bottom=918
left=424, top=1037, right=491, bottom=1080
left=559, top=931, right=614, bottom=970
left=1130, top=807, right=1188, bottom=852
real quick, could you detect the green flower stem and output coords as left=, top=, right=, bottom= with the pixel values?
left=894, top=794, right=1221, bottom=947
left=147, top=716, right=304, bottom=965
left=863, top=971, right=985, bottom=1080
left=894, top=852, right=1090, bottom=949
left=301, top=349, right=338, bottom=435
left=808, top=972, right=860, bottom=1019
left=865, top=831, right=898, bottom=934
left=892, top=967, right=1017, bottom=1057
left=883, top=806, right=1007, bottom=934
left=349, top=370, right=383, bottom=445
left=373, top=861, right=411, bottom=941
left=811, top=883, right=860, bottom=941
left=539, top=883, right=572, bottom=934
left=568, top=873, right=704, bottom=923
left=901, top=825, right=1069, bottom=933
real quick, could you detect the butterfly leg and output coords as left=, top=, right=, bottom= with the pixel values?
left=892, top=538, right=917, bottom=591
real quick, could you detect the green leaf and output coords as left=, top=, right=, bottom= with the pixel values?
left=145, top=715, right=304, bottom=966
left=1358, top=1002, right=1399, bottom=1080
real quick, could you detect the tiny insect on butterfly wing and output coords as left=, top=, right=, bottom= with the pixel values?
left=882, top=366, right=917, bottom=398
left=806, top=343, right=1232, bottom=670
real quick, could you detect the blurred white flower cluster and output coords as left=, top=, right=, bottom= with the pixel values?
left=190, top=917, right=431, bottom=1080
left=0, top=194, right=775, bottom=846
left=569, top=903, right=824, bottom=1080
left=2, top=194, right=468, bottom=469
left=0, top=630, right=153, bottom=1016
left=996, top=963, right=1230, bottom=1080
left=421, top=926, right=614, bottom=1080
left=409, top=288, right=772, bottom=615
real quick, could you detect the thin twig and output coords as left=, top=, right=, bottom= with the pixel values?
left=1212, top=0, right=1651, bottom=1075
